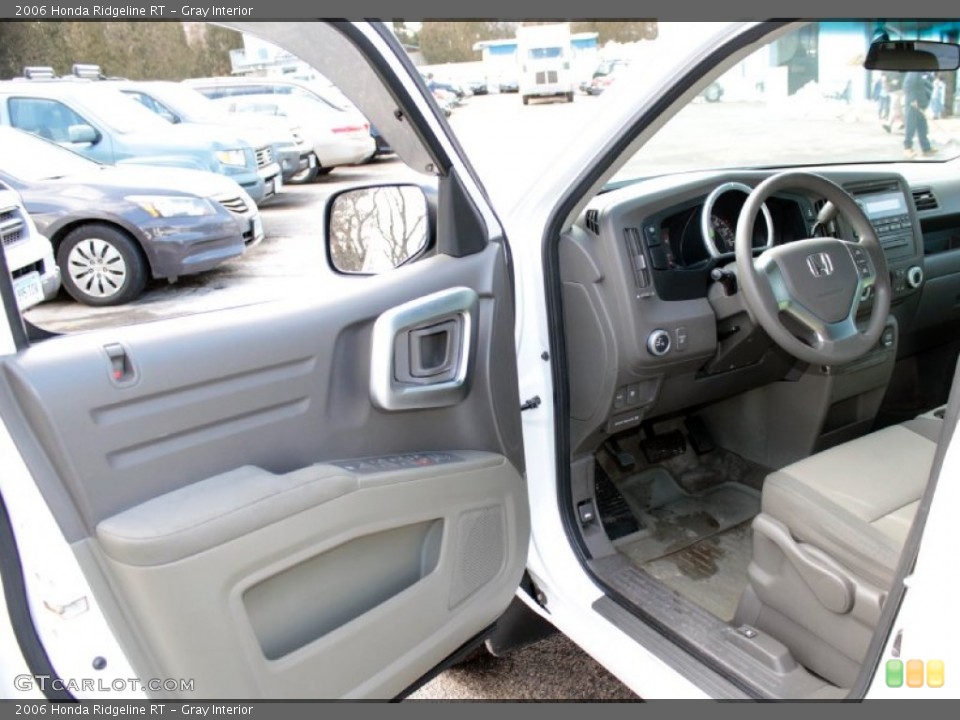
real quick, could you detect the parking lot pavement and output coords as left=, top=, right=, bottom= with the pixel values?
left=409, top=634, right=639, bottom=701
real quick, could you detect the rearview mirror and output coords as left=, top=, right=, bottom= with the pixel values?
left=67, top=124, right=98, bottom=145
left=865, top=40, right=960, bottom=71
left=326, top=185, right=429, bottom=274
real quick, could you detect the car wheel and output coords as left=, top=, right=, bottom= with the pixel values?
left=522, top=96, right=530, bottom=106
left=57, top=224, right=147, bottom=306
left=287, top=165, right=321, bottom=184
left=317, top=166, right=334, bottom=176
left=565, top=92, right=574, bottom=102
left=704, top=82, right=723, bottom=103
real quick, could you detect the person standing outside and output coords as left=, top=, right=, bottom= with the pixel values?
left=930, top=74, right=946, bottom=119
left=875, top=73, right=891, bottom=121
left=902, top=71, right=934, bottom=157
left=882, top=72, right=904, bottom=133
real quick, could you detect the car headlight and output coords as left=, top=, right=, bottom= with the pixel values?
left=127, top=196, right=217, bottom=218
left=216, top=149, right=248, bottom=167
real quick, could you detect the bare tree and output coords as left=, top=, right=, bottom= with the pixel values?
left=375, top=188, right=427, bottom=268
left=328, top=190, right=378, bottom=272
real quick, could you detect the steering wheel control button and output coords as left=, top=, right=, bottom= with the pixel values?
left=647, top=329, right=672, bottom=356
left=907, top=266, right=924, bottom=289
left=848, top=246, right=873, bottom=278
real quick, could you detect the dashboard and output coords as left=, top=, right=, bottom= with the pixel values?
left=561, top=167, right=940, bottom=454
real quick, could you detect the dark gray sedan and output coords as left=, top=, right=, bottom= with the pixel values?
left=0, top=126, right=264, bottom=306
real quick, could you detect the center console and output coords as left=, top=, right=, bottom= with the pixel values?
left=847, top=179, right=925, bottom=300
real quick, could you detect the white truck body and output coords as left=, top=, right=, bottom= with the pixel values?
left=516, top=23, right=575, bottom=104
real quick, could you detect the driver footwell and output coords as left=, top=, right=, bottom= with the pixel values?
left=594, top=421, right=766, bottom=622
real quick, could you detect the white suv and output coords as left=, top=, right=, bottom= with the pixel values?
left=0, top=183, right=60, bottom=312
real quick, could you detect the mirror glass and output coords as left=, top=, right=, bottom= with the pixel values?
left=865, top=40, right=960, bottom=71
left=328, top=186, right=428, bottom=274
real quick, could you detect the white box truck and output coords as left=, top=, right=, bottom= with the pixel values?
left=516, top=23, right=575, bottom=105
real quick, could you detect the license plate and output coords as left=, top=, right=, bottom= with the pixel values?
left=13, top=271, right=44, bottom=311
left=274, top=173, right=282, bottom=192
left=252, top=215, right=264, bottom=240
left=308, top=154, right=317, bottom=168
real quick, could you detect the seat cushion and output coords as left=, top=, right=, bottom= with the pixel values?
left=762, top=422, right=939, bottom=588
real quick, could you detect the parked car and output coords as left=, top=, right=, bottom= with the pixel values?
left=184, top=76, right=392, bottom=158
left=0, top=180, right=60, bottom=311
left=213, top=94, right=375, bottom=180
left=586, top=59, right=632, bottom=96
left=111, top=81, right=314, bottom=185
left=467, top=80, right=489, bottom=96
left=0, top=81, right=281, bottom=205
left=0, top=127, right=262, bottom=306
left=4, top=19, right=960, bottom=705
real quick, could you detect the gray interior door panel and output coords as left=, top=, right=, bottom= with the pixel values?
left=0, top=239, right=528, bottom=698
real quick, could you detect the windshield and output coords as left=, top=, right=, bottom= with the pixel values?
left=0, top=129, right=100, bottom=181
left=609, top=21, right=960, bottom=187
left=529, top=47, right=564, bottom=60
left=147, top=84, right=228, bottom=123
left=80, top=86, right=173, bottom=133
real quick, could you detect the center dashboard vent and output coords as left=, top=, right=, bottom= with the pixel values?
left=585, top=209, right=600, bottom=235
left=912, top=188, right=939, bottom=212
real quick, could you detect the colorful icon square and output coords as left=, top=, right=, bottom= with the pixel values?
left=927, top=660, right=944, bottom=688
left=886, top=659, right=904, bottom=688
left=907, top=659, right=925, bottom=688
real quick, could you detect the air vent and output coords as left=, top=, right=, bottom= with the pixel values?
left=624, top=227, right=651, bottom=291
left=912, top=188, right=939, bottom=212
left=585, top=209, right=600, bottom=235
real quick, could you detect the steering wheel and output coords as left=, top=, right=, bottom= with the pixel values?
left=735, top=172, right=891, bottom=366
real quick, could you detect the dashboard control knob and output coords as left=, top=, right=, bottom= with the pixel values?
left=907, top=266, right=924, bottom=289
left=647, top=329, right=671, bottom=357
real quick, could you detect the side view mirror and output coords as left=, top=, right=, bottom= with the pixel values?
left=865, top=40, right=960, bottom=71
left=325, top=185, right=430, bottom=275
left=67, top=124, right=99, bottom=145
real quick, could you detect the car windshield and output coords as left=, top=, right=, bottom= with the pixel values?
left=608, top=21, right=960, bottom=188
left=235, top=94, right=341, bottom=119
left=147, top=84, right=229, bottom=123
left=0, top=129, right=100, bottom=181
left=79, top=86, right=174, bottom=133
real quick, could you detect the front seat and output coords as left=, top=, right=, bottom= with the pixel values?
left=734, top=408, right=943, bottom=688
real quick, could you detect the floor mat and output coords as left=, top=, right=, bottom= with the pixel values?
left=641, top=521, right=754, bottom=622
left=597, top=420, right=771, bottom=495
left=613, top=467, right=760, bottom=567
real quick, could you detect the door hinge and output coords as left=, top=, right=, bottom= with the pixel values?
left=520, top=396, right=541, bottom=411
